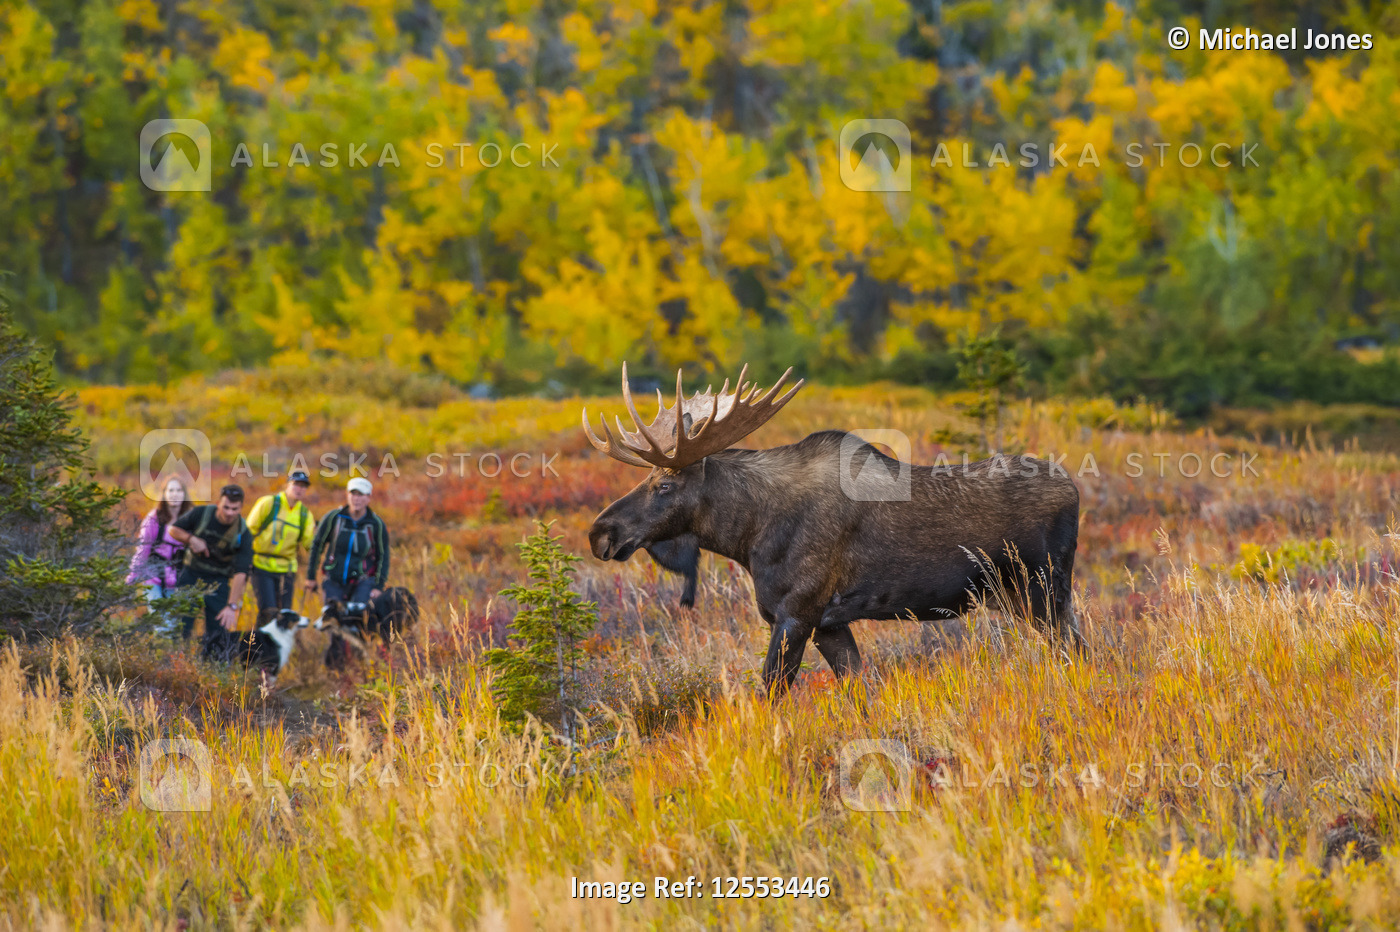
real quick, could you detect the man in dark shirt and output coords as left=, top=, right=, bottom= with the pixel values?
left=168, top=484, right=253, bottom=644
left=304, top=476, right=390, bottom=605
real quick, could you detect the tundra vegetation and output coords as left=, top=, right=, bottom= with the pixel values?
left=0, top=363, right=1396, bottom=928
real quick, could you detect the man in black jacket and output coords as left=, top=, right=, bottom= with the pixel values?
left=167, top=484, right=253, bottom=644
left=304, top=477, right=390, bottom=606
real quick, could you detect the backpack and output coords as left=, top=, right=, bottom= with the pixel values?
left=183, top=506, right=247, bottom=574
left=253, top=494, right=282, bottom=537
left=253, top=494, right=307, bottom=547
left=326, top=509, right=378, bottom=582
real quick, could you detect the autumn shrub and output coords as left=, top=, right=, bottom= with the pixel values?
left=235, top=359, right=465, bottom=408
left=1231, top=538, right=1351, bottom=584
left=16, top=634, right=246, bottom=714
left=588, top=655, right=722, bottom=738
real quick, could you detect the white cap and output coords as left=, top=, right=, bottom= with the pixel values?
left=347, top=477, right=373, bottom=495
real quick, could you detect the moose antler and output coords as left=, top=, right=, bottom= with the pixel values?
left=582, top=363, right=804, bottom=470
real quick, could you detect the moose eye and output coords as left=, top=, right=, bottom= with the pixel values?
left=657, top=481, right=675, bottom=495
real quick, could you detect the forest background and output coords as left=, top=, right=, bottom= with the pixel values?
left=3, top=0, right=1399, bottom=415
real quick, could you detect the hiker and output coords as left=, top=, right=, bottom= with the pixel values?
left=246, top=470, right=316, bottom=614
left=304, top=477, right=390, bottom=606
left=167, top=484, right=253, bottom=644
left=126, top=475, right=193, bottom=636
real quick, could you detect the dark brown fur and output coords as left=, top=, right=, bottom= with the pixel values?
left=590, top=431, right=1082, bottom=693
left=645, top=535, right=699, bottom=607
left=316, top=586, right=420, bottom=668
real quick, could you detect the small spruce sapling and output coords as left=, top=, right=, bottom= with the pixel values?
left=484, top=521, right=599, bottom=729
left=956, top=328, right=1026, bottom=454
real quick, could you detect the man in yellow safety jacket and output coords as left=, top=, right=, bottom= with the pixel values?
left=246, top=470, right=316, bottom=614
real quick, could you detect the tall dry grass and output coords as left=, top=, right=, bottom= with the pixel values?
left=1, top=375, right=1391, bottom=927
left=6, top=567, right=1400, bottom=928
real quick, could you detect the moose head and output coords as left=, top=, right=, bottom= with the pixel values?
left=583, top=363, right=803, bottom=563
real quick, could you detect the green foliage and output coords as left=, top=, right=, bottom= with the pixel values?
left=480, top=488, right=507, bottom=525
left=484, top=521, right=598, bottom=728
left=3, top=0, right=1400, bottom=413
left=0, top=282, right=134, bottom=636
left=956, top=328, right=1026, bottom=452
left=1231, top=539, right=1350, bottom=584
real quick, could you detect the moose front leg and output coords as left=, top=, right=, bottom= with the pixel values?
left=762, top=616, right=814, bottom=695
left=812, top=624, right=862, bottom=678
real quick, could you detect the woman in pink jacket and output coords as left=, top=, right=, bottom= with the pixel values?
left=127, top=476, right=193, bottom=633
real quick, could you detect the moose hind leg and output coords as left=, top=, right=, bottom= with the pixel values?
left=1053, top=571, right=1086, bottom=654
left=762, top=618, right=813, bottom=694
left=1027, top=561, right=1085, bottom=656
left=1049, top=537, right=1085, bottom=653
left=812, top=625, right=862, bottom=678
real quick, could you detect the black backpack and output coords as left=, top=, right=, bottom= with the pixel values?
left=183, top=506, right=247, bottom=575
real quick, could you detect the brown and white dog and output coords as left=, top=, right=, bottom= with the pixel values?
left=314, top=586, right=419, bottom=668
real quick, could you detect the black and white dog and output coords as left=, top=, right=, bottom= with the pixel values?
left=201, top=608, right=311, bottom=681
left=315, top=586, right=420, bottom=668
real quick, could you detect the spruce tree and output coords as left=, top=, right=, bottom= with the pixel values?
left=485, top=521, right=599, bottom=729
left=956, top=328, right=1027, bottom=454
left=0, top=280, right=134, bottom=636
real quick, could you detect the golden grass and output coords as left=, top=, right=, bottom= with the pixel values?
left=5, top=368, right=1394, bottom=928
left=8, top=573, right=1400, bottom=929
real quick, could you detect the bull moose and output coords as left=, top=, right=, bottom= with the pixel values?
left=583, top=364, right=1083, bottom=693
